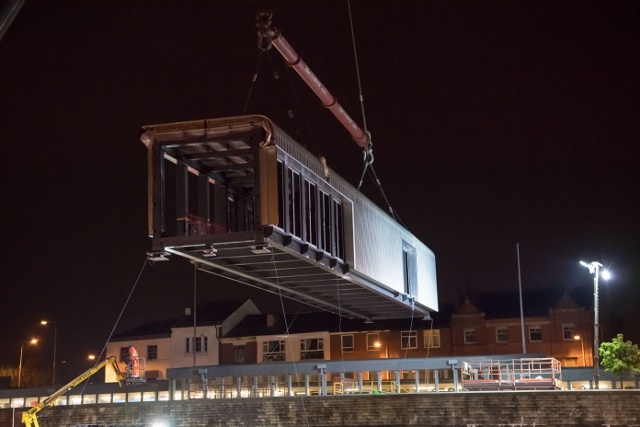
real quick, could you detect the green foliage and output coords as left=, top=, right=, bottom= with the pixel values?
left=599, top=334, right=640, bottom=379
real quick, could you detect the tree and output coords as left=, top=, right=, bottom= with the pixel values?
left=599, top=333, right=640, bottom=388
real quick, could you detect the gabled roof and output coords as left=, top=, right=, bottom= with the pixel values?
left=459, top=287, right=590, bottom=320
left=112, top=299, right=251, bottom=340
left=452, top=299, right=484, bottom=317
left=171, top=300, right=249, bottom=328
left=111, top=319, right=174, bottom=341
left=551, top=292, right=584, bottom=310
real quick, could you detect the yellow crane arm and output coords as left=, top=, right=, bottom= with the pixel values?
left=22, top=356, right=125, bottom=427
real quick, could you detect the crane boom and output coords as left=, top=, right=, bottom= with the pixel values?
left=256, top=12, right=371, bottom=149
left=22, top=356, right=127, bottom=427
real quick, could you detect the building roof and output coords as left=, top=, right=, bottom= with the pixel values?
left=223, top=311, right=435, bottom=338
left=455, top=287, right=590, bottom=320
left=112, top=299, right=250, bottom=341
left=112, top=287, right=591, bottom=342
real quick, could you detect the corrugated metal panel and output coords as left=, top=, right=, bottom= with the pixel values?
left=273, top=124, right=437, bottom=312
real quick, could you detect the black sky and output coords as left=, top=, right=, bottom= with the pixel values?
left=1, top=1, right=638, bottom=378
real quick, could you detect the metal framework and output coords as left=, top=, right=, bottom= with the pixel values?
left=461, top=357, right=562, bottom=390
left=140, top=115, right=437, bottom=321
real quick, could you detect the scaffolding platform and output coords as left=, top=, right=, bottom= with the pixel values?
left=461, top=357, right=562, bottom=391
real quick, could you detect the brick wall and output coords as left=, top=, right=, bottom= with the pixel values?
left=4, top=391, right=639, bottom=426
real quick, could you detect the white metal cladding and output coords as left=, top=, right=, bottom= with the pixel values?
left=273, top=124, right=438, bottom=313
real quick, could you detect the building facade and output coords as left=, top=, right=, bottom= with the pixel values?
left=106, top=288, right=596, bottom=382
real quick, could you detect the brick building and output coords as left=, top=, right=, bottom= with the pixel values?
left=107, top=287, right=598, bottom=382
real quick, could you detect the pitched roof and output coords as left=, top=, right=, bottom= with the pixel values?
left=460, top=287, right=590, bottom=319
left=112, top=299, right=250, bottom=340
left=171, top=300, right=249, bottom=328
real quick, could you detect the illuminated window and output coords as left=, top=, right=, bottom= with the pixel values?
left=464, top=328, right=476, bottom=345
left=424, top=330, right=441, bottom=348
left=263, top=340, right=286, bottom=361
left=529, top=326, right=542, bottom=342
left=401, top=331, right=417, bottom=349
left=496, top=327, right=509, bottom=343
left=341, top=335, right=354, bottom=352
left=300, top=338, right=324, bottom=360
left=367, top=333, right=380, bottom=351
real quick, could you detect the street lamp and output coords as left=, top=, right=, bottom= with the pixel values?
left=18, top=338, right=38, bottom=387
left=374, top=341, right=389, bottom=358
left=574, top=335, right=586, bottom=367
left=40, top=320, right=57, bottom=385
left=580, top=260, right=610, bottom=389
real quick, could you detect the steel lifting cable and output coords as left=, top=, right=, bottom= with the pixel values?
left=336, top=276, right=347, bottom=376
left=347, top=1, right=407, bottom=227
left=242, top=49, right=265, bottom=115
left=270, top=251, right=311, bottom=427
left=397, top=299, right=416, bottom=374
left=252, top=30, right=309, bottom=148
left=348, top=0, right=373, bottom=164
left=62, top=257, right=149, bottom=425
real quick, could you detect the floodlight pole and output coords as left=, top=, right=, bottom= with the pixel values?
left=580, top=260, right=603, bottom=389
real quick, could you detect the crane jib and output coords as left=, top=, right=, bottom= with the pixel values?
left=256, top=12, right=371, bottom=149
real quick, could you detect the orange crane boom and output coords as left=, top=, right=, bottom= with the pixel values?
left=256, top=12, right=371, bottom=149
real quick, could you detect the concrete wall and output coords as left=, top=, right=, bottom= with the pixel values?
left=4, top=391, right=639, bottom=426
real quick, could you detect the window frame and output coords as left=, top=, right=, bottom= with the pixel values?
left=263, top=340, right=286, bottom=362
left=423, top=329, right=441, bottom=349
left=562, top=323, right=575, bottom=341
left=234, top=346, right=245, bottom=364
left=300, top=338, right=324, bottom=360
left=529, top=326, right=543, bottom=342
left=496, top=326, right=509, bottom=344
left=147, top=345, right=158, bottom=360
left=367, top=333, right=380, bottom=351
left=401, top=330, right=418, bottom=350
left=341, top=334, right=354, bottom=352
left=463, top=328, right=477, bottom=345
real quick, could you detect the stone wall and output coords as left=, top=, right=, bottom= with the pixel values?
left=4, top=391, right=639, bottom=426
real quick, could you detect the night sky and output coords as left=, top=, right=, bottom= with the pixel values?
left=1, top=1, right=638, bottom=380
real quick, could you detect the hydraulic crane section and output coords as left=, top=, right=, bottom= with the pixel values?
left=22, top=356, right=145, bottom=427
left=140, top=115, right=438, bottom=320
left=256, top=12, right=370, bottom=149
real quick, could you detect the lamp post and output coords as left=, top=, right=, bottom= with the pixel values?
left=574, top=335, right=586, bottom=367
left=18, top=338, right=38, bottom=387
left=580, top=260, right=610, bottom=389
left=40, top=320, right=57, bottom=385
